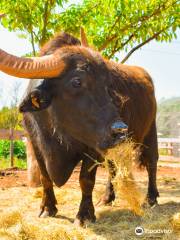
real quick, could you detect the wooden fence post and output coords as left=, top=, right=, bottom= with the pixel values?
left=9, top=128, right=14, bottom=167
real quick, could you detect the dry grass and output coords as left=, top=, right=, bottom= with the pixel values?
left=0, top=141, right=180, bottom=240
left=104, top=140, right=143, bottom=215
left=0, top=183, right=179, bottom=240
left=171, top=212, right=180, bottom=231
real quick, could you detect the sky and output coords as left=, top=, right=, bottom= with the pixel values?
left=0, top=25, right=180, bottom=108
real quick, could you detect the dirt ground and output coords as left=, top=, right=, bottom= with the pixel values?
left=0, top=161, right=180, bottom=240
left=0, top=162, right=180, bottom=188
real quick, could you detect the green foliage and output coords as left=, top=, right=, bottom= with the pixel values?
left=0, top=106, right=23, bottom=130
left=157, top=97, right=180, bottom=137
left=0, top=0, right=67, bottom=54
left=0, top=140, right=10, bottom=158
left=58, top=0, right=180, bottom=60
left=0, top=140, right=26, bottom=159
left=0, top=157, right=27, bottom=169
left=14, top=141, right=27, bottom=159
left=0, top=0, right=179, bottom=60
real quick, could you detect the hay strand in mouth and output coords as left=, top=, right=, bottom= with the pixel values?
left=104, top=139, right=143, bottom=215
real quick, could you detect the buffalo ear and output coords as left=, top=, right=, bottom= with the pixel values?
left=19, top=89, right=52, bottom=113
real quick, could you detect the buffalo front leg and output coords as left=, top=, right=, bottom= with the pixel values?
left=75, top=158, right=97, bottom=226
left=39, top=175, right=58, bottom=217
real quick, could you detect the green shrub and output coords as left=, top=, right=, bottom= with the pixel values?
left=0, top=140, right=26, bottom=160
left=0, top=157, right=27, bottom=169
left=0, top=140, right=10, bottom=158
left=14, top=141, right=26, bottom=159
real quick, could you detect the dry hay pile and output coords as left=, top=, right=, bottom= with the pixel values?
left=0, top=188, right=179, bottom=240
left=0, top=140, right=180, bottom=239
left=171, top=212, right=180, bottom=231
left=104, top=140, right=143, bottom=215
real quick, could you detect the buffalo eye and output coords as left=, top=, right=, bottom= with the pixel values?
left=71, top=78, right=81, bottom=88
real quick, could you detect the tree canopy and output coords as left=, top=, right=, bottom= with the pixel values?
left=0, top=106, right=22, bottom=130
left=0, top=0, right=67, bottom=55
left=0, top=0, right=179, bottom=61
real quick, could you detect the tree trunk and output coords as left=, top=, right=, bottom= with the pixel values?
left=10, top=128, right=14, bottom=167
left=25, top=137, right=41, bottom=187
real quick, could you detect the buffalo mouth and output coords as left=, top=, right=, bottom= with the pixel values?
left=99, top=132, right=127, bottom=150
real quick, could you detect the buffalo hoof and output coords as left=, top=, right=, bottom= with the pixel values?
left=96, top=194, right=115, bottom=207
left=142, top=196, right=158, bottom=208
left=148, top=198, right=158, bottom=207
left=39, top=206, right=58, bottom=218
left=74, top=214, right=96, bottom=227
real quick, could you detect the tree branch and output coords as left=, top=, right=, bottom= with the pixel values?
left=32, top=30, right=40, bottom=42
left=98, top=0, right=177, bottom=52
left=40, top=0, right=50, bottom=46
left=99, top=34, right=117, bottom=51
left=121, top=27, right=169, bottom=64
left=108, top=34, right=134, bottom=59
left=0, top=13, right=6, bottom=19
left=30, top=31, right=36, bottom=56
left=98, top=13, right=123, bottom=51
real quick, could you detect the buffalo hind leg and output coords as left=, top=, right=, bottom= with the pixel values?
left=75, top=158, right=97, bottom=226
left=28, top=142, right=58, bottom=218
left=97, top=160, right=116, bottom=206
left=141, top=121, right=159, bottom=206
left=39, top=174, right=58, bottom=217
left=97, top=177, right=115, bottom=206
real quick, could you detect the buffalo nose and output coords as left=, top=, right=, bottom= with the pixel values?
left=111, top=121, right=128, bottom=133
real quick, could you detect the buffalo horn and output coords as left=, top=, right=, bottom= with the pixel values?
left=0, top=49, right=65, bottom=79
left=80, top=27, right=89, bottom=47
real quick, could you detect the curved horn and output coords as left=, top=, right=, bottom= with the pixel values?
left=80, top=27, right=89, bottom=47
left=0, top=49, right=65, bottom=79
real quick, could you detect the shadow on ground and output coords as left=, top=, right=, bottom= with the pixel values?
left=88, top=202, right=180, bottom=240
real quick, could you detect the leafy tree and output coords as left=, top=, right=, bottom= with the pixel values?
left=0, top=140, right=26, bottom=159
left=0, top=0, right=179, bottom=61
left=0, top=106, right=23, bottom=166
left=0, top=0, right=67, bottom=55
left=0, top=82, right=23, bottom=130
left=0, top=107, right=23, bottom=130
left=0, top=82, right=23, bottom=166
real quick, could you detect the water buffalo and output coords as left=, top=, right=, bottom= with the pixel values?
left=0, top=32, right=159, bottom=225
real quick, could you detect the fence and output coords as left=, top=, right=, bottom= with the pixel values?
left=0, top=129, right=180, bottom=159
left=0, top=129, right=40, bottom=186
left=0, top=129, right=25, bottom=140
left=158, top=138, right=180, bottom=158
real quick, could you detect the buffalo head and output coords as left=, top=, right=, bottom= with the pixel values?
left=0, top=32, right=128, bottom=152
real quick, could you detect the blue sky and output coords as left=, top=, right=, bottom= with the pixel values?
left=0, top=24, right=180, bottom=108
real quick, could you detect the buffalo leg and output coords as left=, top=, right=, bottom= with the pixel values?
left=75, top=158, right=97, bottom=226
left=97, top=158, right=116, bottom=206
left=97, top=177, right=115, bottom=206
left=39, top=174, right=58, bottom=217
left=97, top=160, right=116, bottom=206
left=27, top=140, right=58, bottom=217
left=141, top=121, right=159, bottom=206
